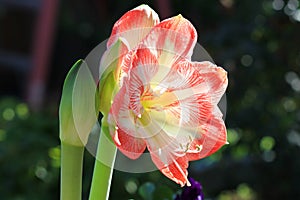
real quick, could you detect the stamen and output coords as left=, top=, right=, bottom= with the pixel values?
left=188, top=135, right=193, bottom=142
left=179, top=143, right=184, bottom=150
left=195, top=144, right=203, bottom=152
left=185, top=143, right=190, bottom=152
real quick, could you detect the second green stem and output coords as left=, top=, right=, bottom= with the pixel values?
left=89, top=125, right=117, bottom=200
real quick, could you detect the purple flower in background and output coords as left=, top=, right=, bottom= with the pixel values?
left=175, top=177, right=204, bottom=200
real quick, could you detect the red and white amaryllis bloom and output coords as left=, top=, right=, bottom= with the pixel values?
left=103, top=5, right=228, bottom=186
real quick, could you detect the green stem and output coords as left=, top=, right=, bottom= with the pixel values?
left=60, top=142, right=84, bottom=200
left=89, top=126, right=117, bottom=200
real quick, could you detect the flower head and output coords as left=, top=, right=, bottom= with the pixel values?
left=100, top=5, right=228, bottom=186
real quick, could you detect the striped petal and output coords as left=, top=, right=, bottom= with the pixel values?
left=186, top=109, right=227, bottom=160
left=107, top=5, right=160, bottom=49
left=112, top=126, right=147, bottom=160
left=108, top=82, right=147, bottom=159
left=140, top=120, right=191, bottom=186
left=156, top=60, right=228, bottom=105
left=193, top=61, right=228, bottom=104
left=150, top=151, right=190, bottom=187
left=141, top=15, right=197, bottom=84
left=127, top=47, right=159, bottom=117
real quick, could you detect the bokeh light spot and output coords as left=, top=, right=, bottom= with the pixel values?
left=284, top=5, right=294, bottom=15
left=262, top=150, right=276, bottom=162
left=237, top=183, right=253, bottom=199
left=285, top=71, right=300, bottom=91
left=282, top=98, right=297, bottom=112
left=2, top=108, right=15, bottom=121
left=16, top=103, right=29, bottom=119
left=287, top=130, right=300, bottom=147
left=48, top=146, right=61, bottom=168
left=125, top=179, right=138, bottom=194
left=260, top=136, right=275, bottom=151
left=218, top=183, right=256, bottom=200
left=241, top=55, right=253, bottom=67
left=227, top=129, right=240, bottom=144
left=293, top=9, right=300, bottom=21
left=287, top=0, right=299, bottom=11
left=219, top=0, right=234, bottom=8
left=291, top=79, right=300, bottom=92
left=272, top=0, right=285, bottom=10
left=35, top=166, right=48, bottom=180
left=285, top=71, right=298, bottom=84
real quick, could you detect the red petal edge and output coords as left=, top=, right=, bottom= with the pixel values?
left=151, top=152, right=189, bottom=187
left=107, top=5, right=160, bottom=49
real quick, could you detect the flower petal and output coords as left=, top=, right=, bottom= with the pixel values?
left=186, top=108, right=227, bottom=161
left=193, top=61, right=228, bottom=104
left=98, top=38, right=130, bottom=114
left=108, top=83, right=147, bottom=159
left=99, top=37, right=130, bottom=82
left=143, top=15, right=197, bottom=60
left=107, top=5, right=160, bottom=49
left=155, top=59, right=204, bottom=93
left=138, top=121, right=190, bottom=186
left=150, top=150, right=189, bottom=187
left=147, top=93, right=213, bottom=140
left=141, top=15, right=197, bottom=84
left=156, top=60, right=228, bottom=105
left=112, top=126, right=147, bottom=159
left=128, top=47, right=159, bottom=117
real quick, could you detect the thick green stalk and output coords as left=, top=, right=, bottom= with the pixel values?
left=60, top=142, right=84, bottom=200
left=89, top=126, right=117, bottom=200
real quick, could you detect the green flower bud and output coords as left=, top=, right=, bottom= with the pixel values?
left=59, top=60, right=98, bottom=147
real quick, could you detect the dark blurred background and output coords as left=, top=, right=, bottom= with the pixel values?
left=0, top=0, right=299, bottom=199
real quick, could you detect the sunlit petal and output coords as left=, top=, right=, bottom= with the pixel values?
left=112, top=126, right=147, bottom=160
left=187, top=109, right=227, bottom=161
left=157, top=60, right=228, bottom=105
left=142, top=15, right=197, bottom=84
left=193, top=61, right=228, bottom=104
left=108, top=83, right=147, bottom=159
left=127, top=47, right=159, bottom=117
left=150, top=150, right=189, bottom=187
left=107, top=5, right=160, bottom=49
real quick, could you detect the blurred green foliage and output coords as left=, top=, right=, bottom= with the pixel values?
left=1, top=0, right=300, bottom=199
left=0, top=98, right=59, bottom=200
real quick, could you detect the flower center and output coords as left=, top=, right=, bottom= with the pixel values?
left=132, top=86, right=203, bottom=157
left=141, top=90, right=178, bottom=111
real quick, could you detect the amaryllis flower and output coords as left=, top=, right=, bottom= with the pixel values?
left=101, top=5, right=228, bottom=186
